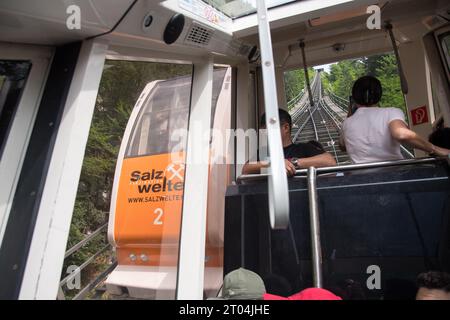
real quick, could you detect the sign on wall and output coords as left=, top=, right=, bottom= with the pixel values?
left=411, top=106, right=429, bottom=126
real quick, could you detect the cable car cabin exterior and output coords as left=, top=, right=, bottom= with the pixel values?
left=0, top=0, right=449, bottom=300
left=106, top=68, right=231, bottom=299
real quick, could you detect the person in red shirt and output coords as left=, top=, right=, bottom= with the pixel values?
left=264, top=287, right=342, bottom=300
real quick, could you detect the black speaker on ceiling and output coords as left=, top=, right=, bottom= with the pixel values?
left=163, top=14, right=185, bottom=45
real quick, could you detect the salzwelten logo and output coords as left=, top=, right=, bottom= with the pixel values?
left=129, top=163, right=185, bottom=194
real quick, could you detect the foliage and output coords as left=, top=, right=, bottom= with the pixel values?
left=326, top=59, right=365, bottom=99
left=284, top=67, right=314, bottom=110
left=375, top=54, right=406, bottom=112
left=324, top=53, right=407, bottom=115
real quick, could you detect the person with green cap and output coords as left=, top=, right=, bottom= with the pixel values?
left=214, top=268, right=342, bottom=300
left=213, top=268, right=266, bottom=300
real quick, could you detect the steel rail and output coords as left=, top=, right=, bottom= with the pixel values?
left=65, top=223, right=108, bottom=258
left=237, top=157, right=440, bottom=182
left=60, top=244, right=112, bottom=288
left=317, top=101, right=340, bottom=164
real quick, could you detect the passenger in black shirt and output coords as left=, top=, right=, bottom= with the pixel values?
left=242, top=109, right=336, bottom=176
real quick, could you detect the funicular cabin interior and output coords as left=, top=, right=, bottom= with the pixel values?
left=0, top=0, right=449, bottom=300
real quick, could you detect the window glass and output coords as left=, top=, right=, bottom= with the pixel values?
left=203, top=67, right=232, bottom=298
left=201, top=0, right=297, bottom=19
left=0, top=60, right=32, bottom=157
left=126, top=75, right=193, bottom=157
left=440, top=33, right=450, bottom=73
left=63, top=60, right=192, bottom=300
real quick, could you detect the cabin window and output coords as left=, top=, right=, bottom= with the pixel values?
left=439, top=32, right=450, bottom=74
left=0, top=60, right=32, bottom=157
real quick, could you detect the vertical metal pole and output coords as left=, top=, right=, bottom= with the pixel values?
left=256, top=0, right=290, bottom=230
left=318, top=70, right=322, bottom=101
left=385, top=23, right=408, bottom=95
left=300, top=41, right=314, bottom=107
left=177, top=59, right=213, bottom=300
left=307, top=167, right=323, bottom=288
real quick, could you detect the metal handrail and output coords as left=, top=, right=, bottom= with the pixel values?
left=65, top=223, right=108, bottom=258
left=72, top=260, right=118, bottom=300
left=60, top=244, right=111, bottom=287
left=325, top=90, right=349, bottom=107
left=290, top=72, right=319, bottom=121
left=401, top=145, right=415, bottom=159
left=291, top=100, right=309, bottom=125
left=325, top=89, right=348, bottom=113
left=237, top=157, right=441, bottom=182
left=290, top=75, right=317, bottom=107
left=298, top=157, right=439, bottom=174
left=60, top=219, right=113, bottom=300
left=307, top=167, right=323, bottom=288
left=326, top=86, right=348, bottom=103
left=320, top=99, right=343, bottom=128
left=326, top=95, right=347, bottom=109
left=287, top=90, right=305, bottom=109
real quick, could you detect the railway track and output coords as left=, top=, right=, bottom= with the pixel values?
left=290, top=72, right=351, bottom=165
left=289, top=71, right=414, bottom=164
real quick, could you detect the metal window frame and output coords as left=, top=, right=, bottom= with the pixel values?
left=0, top=44, right=53, bottom=249
left=0, top=42, right=83, bottom=300
left=235, top=62, right=251, bottom=177
left=232, top=0, right=365, bottom=36
left=423, top=26, right=450, bottom=128
left=434, top=26, right=450, bottom=87
left=17, top=40, right=109, bottom=300
left=176, top=58, right=214, bottom=300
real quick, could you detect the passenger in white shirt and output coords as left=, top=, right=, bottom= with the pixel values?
left=340, top=76, right=450, bottom=163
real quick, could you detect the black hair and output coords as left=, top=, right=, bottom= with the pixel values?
left=334, top=279, right=366, bottom=300
left=417, top=271, right=450, bottom=292
left=260, top=108, right=292, bottom=130
left=352, top=76, right=382, bottom=106
left=429, top=128, right=450, bottom=150
left=263, top=273, right=293, bottom=297
left=384, top=279, right=417, bottom=300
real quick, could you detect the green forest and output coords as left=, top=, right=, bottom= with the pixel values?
left=325, top=53, right=407, bottom=114
left=284, top=52, right=407, bottom=115
left=284, top=67, right=314, bottom=106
